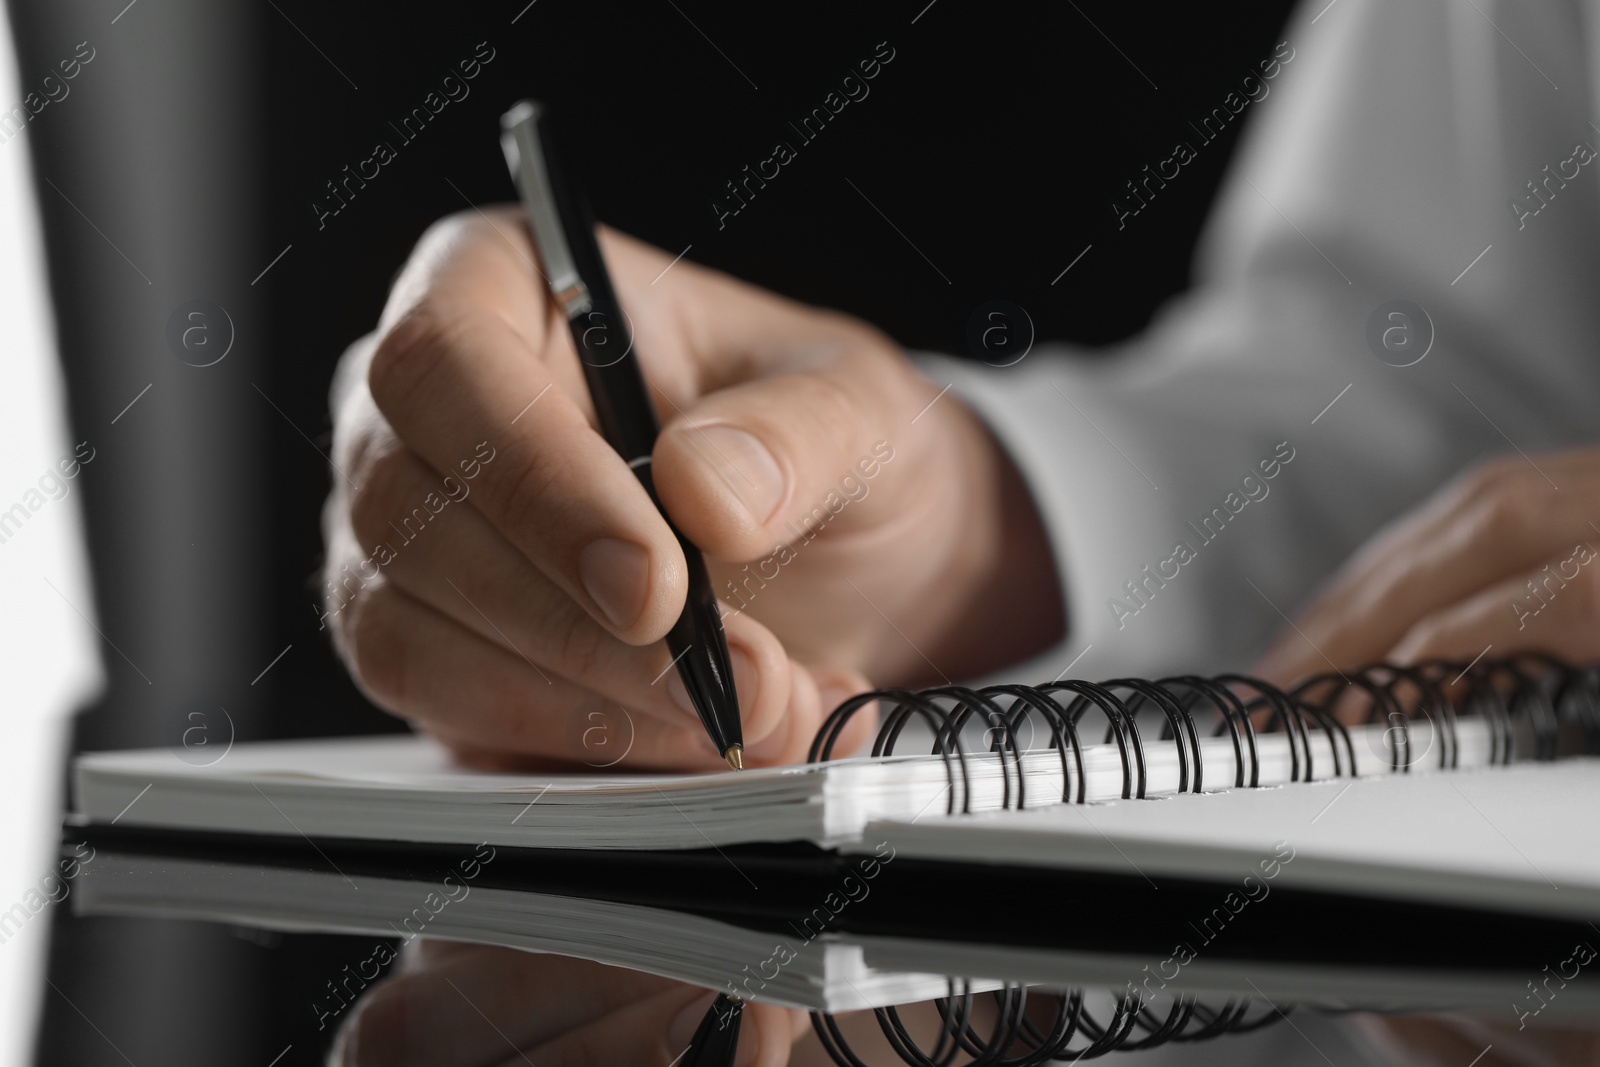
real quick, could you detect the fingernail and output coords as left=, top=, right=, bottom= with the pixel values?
left=698, top=425, right=786, bottom=525
left=579, top=538, right=650, bottom=631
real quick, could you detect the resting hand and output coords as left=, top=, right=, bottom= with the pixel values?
left=1253, top=448, right=1600, bottom=686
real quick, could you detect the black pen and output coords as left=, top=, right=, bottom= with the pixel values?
left=682, top=994, right=743, bottom=1066
left=500, top=100, right=745, bottom=770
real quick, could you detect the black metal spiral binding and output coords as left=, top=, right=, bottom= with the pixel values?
left=803, top=655, right=1600, bottom=1065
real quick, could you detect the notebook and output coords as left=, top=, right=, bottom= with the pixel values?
left=69, top=764, right=1600, bottom=1019
left=66, top=659, right=1600, bottom=1061
left=72, top=662, right=1600, bottom=903
left=74, top=717, right=1452, bottom=851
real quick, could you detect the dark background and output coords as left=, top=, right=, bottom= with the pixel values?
left=8, top=0, right=1293, bottom=1061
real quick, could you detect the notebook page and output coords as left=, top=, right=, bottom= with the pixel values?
left=860, top=758, right=1600, bottom=919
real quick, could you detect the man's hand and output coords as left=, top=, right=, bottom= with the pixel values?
left=321, top=213, right=1063, bottom=769
left=1253, top=449, right=1600, bottom=686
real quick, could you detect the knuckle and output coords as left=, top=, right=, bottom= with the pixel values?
left=329, top=337, right=400, bottom=479
left=420, top=206, right=481, bottom=246
left=550, top=603, right=606, bottom=680
left=791, top=371, right=866, bottom=445
left=367, top=303, right=469, bottom=418
left=1400, top=615, right=1445, bottom=652
left=491, top=454, right=564, bottom=545
left=329, top=336, right=379, bottom=448
left=320, top=543, right=367, bottom=653
left=1456, top=455, right=1524, bottom=509
left=346, top=587, right=409, bottom=713
left=348, top=446, right=418, bottom=550
left=1477, top=493, right=1525, bottom=545
left=1461, top=463, right=1540, bottom=543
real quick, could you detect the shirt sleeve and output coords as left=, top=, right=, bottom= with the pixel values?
left=920, top=0, right=1600, bottom=683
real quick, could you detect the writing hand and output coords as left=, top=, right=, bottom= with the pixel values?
left=321, top=213, right=1061, bottom=768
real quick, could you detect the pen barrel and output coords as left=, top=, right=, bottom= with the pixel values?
left=631, top=459, right=742, bottom=755
left=515, top=102, right=659, bottom=463
left=682, top=994, right=744, bottom=1066
left=503, top=99, right=741, bottom=759
left=567, top=297, right=661, bottom=463
left=665, top=551, right=740, bottom=752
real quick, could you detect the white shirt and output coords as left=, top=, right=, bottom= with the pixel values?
left=927, top=0, right=1600, bottom=685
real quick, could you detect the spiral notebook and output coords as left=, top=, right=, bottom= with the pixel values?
left=66, top=659, right=1600, bottom=1061
left=72, top=659, right=1600, bottom=915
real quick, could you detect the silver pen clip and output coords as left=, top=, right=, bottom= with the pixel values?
left=500, top=100, right=593, bottom=319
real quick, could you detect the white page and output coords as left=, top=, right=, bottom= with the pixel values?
left=862, top=759, right=1600, bottom=918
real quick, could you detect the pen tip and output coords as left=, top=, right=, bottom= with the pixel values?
left=723, top=745, right=744, bottom=772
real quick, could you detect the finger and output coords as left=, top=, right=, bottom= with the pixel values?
left=367, top=209, right=687, bottom=645
left=344, top=436, right=787, bottom=738
left=1388, top=545, right=1600, bottom=669
left=653, top=361, right=993, bottom=683
left=336, top=947, right=681, bottom=1067
left=340, top=576, right=728, bottom=769
left=340, top=574, right=861, bottom=769
left=1255, top=451, right=1600, bottom=682
left=743, top=657, right=878, bottom=765
left=519, top=985, right=796, bottom=1067
left=329, top=333, right=882, bottom=765
left=597, top=227, right=942, bottom=566
left=428, top=643, right=872, bottom=770
left=653, top=362, right=923, bottom=563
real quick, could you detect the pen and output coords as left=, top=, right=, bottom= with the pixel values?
left=500, top=100, right=745, bottom=770
left=682, top=994, right=744, bottom=1066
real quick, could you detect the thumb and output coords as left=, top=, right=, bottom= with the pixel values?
left=652, top=352, right=924, bottom=562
